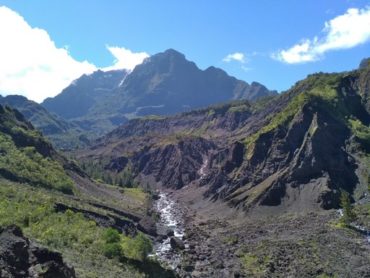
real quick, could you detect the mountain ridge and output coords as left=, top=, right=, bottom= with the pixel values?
left=77, top=62, right=370, bottom=215
left=41, top=49, right=276, bottom=139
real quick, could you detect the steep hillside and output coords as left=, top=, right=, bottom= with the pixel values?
left=79, top=62, right=370, bottom=214
left=43, top=69, right=128, bottom=119
left=0, top=95, right=72, bottom=135
left=0, top=104, right=175, bottom=277
left=42, top=49, right=276, bottom=138
left=0, top=95, right=91, bottom=149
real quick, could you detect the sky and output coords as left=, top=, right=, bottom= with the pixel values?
left=0, top=0, right=369, bottom=102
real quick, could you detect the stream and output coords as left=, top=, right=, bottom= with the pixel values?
left=338, top=209, right=370, bottom=243
left=152, top=192, right=186, bottom=269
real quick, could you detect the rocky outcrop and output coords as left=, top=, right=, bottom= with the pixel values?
left=170, top=237, right=185, bottom=250
left=132, top=137, right=216, bottom=189
left=0, top=225, right=75, bottom=278
left=54, top=203, right=137, bottom=236
left=81, top=63, right=370, bottom=215
left=138, top=216, right=157, bottom=236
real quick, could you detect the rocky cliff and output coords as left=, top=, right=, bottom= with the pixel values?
left=79, top=61, right=370, bottom=214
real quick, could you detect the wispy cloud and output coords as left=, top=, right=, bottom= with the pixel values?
left=223, top=52, right=246, bottom=63
left=103, top=46, right=149, bottom=71
left=273, top=7, right=370, bottom=64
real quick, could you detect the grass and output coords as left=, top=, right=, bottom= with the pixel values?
left=349, top=118, right=370, bottom=149
left=244, top=72, right=370, bottom=158
left=0, top=180, right=154, bottom=277
left=123, top=188, right=148, bottom=206
left=0, top=132, right=74, bottom=194
left=240, top=252, right=270, bottom=277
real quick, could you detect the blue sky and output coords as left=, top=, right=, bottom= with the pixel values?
left=0, top=0, right=369, bottom=102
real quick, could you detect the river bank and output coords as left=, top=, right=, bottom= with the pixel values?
left=149, top=187, right=370, bottom=277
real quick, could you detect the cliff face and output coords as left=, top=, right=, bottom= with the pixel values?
left=79, top=64, right=370, bottom=214
left=0, top=225, right=76, bottom=278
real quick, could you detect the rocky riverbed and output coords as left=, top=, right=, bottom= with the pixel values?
left=149, top=189, right=370, bottom=277
left=152, top=192, right=187, bottom=270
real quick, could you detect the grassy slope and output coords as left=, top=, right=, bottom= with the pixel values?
left=0, top=180, right=147, bottom=278
left=0, top=105, right=170, bottom=277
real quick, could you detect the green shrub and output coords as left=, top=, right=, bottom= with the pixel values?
left=103, top=242, right=122, bottom=259
left=340, top=190, right=356, bottom=225
left=121, top=233, right=153, bottom=262
left=104, top=227, right=121, bottom=243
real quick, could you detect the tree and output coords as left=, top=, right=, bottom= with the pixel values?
left=340, top=190, right=356, bottom=225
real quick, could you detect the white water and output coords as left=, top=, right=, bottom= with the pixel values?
left=152, top=192, right=185, bottom=269
left=199, top=157, right=208, bottom=179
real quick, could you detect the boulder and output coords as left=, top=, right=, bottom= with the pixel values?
left=170, top=237, right=185, bottom=250
left=138, top=216, right=157, bottom=236
left=0, top=225, right=75, bottom=278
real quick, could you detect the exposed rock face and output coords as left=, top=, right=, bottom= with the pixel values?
left=54, top=203, right=137, bottom=236
left=0, top=225, right=75, bottom=278
left=132, top=137, right=216, bottom=189
left=80, top=63, right=370, bottom=215
left=42, top=69, right=128, bottom=120
left=138, top=216, right=157, bottom=236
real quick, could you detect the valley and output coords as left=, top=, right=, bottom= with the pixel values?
left=0, top=50, right=369, bottom=277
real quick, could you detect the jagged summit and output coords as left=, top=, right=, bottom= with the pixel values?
left=359, top=57, right=370, bottom=69
left=40, top=49, right=276, bottom=139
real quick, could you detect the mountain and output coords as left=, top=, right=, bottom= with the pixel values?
left=79, top=60, right=370, bottom=214
left=0, top=94, right=72, bottom=135
left=42, top=49, right=276, bottom=137
left=73, top=61, right=370, bottom=276
left=0, top=104, right=174, bottom=277
left=43, top=69, right=128, bottom=120
left=0, top=94, right=91, bottom=149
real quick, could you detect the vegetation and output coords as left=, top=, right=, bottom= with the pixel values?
left=121, top=233, right=153, bottom=261
left=339, top=190, right=356, bottom=225
left=80, top=159, right=137, bottom=187
left=102, top=227, right=152, bottom=262
left=349, top=118, right=370, bottom=150
left=0, top=105, right=75, bottom=194
left=240, top=252, right=270, bottom=277
left=0, top=180, right=154, bottom=277
left=0, top=133, right=74, bottom=194
left=244, top=72, right=370, bottom=156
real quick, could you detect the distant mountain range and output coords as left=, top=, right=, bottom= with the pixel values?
left=41, top=49, right=276, bottom=137
left=1, top=49, right=276, bottom=149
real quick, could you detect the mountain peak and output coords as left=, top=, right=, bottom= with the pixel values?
left=148, top=49, right=188, bottom=65
left=359, top=57, right=370, bottom=69
left=162, top=48, right=186, bottom=58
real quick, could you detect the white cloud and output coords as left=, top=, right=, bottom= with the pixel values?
left=0, top=6, right=149, bottom=103
left=273, top=7, right=370, bottom=64
left=103, top=46, right=149, bottom=71
left=0, top=6, right=97, bottom=102
left=223, top=52, right=246, bottom=63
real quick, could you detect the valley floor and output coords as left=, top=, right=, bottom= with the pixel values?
left=159, top=185, right=370, bottom=278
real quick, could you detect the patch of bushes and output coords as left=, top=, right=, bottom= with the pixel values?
left=102, top=227, right=153, bottom=262
left=0, top=133, right=74, bottom=194
left=0, top=182, right=148, bottom=277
